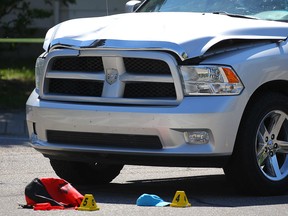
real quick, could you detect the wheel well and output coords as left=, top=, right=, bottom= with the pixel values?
left=225, top=87, right=288, bottom=195
left=231, top=80, right=288, bottom=154
left=245, top=80, right=288, bottom=112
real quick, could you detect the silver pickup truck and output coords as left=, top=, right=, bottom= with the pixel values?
left=26, top=0, right=288, bottom=195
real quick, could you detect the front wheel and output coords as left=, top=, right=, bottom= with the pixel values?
left=224, top=92, right=288, bottom=195
left=50, top=159, right=124, bottom=185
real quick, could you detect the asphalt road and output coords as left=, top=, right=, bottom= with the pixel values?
left=1, top=136, right=288, bottom=216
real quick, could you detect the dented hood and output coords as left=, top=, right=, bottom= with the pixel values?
left=44, top=12, right=288, bottom=59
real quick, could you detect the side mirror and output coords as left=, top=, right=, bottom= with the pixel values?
left=125, top=0, right=142, bottom=13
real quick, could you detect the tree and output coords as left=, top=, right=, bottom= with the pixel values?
left=0, top=0, right=76, bottom=37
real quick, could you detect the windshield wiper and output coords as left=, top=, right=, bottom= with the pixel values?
left=211, top=11, right=258, bottom=20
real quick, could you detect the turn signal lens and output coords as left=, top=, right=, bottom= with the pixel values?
left=222, top=67, right=239, bottom=83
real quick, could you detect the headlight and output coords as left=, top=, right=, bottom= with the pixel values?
left=179, top=65, right=244, bottom=95
left=35, top=54, right=46, bottom=94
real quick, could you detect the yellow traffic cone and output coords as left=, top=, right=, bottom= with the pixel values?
left=77, top=194, right=100, bottom=211
left=170, top=191, right=191, bottom=207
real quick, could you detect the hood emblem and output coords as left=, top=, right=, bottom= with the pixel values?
left=105, top=68, right=118, bottom=85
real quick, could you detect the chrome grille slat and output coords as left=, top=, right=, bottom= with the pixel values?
left=46, top=71, right=105, bottom=80
left=120, top=74, right=173, bottom=83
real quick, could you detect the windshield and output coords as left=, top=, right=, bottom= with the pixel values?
left=137, top=0, right=288, bottom=21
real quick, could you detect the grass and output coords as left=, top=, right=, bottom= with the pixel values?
left=0, top=67, right=35, bottom=110
left=0, top=67, right=35, bottom=81
left=0, top=40, right=42, bottom=110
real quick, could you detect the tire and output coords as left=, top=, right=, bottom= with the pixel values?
left=50, top=159, right=124, bottom=185
left=224, top=92, right=288, bottom=195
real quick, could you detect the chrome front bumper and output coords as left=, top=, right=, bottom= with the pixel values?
left=26, top=90, right=245, bottom=165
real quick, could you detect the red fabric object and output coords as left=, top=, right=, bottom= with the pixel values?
left=40, top=178, right=83, bottom=207
left=24, top=177, right=84, bottom=210
left=34, top=203, right=65, bottom=211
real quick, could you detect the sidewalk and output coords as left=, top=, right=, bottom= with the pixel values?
left=0, top=110, right=28, bottom=137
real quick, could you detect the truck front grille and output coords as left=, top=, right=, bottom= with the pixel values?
left=124, top=82, right=176, bottom=98
left=49, top=79, right=103, bottom=97
left=123, top=57, right=171, bottom=75
left=52, top=57, right=104, bottom=72
left=47, top=130, right=163, bottom=149
left=42, top=50, right=181, bottom=105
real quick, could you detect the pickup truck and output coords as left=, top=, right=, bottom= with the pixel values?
left=26, top=0, right=288, bottom=195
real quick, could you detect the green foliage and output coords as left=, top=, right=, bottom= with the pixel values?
left=0, top=67, right=34, bottom=81
left=0, top=0, right=76, bottom=37
left=0, top=67, right=35, bottom=109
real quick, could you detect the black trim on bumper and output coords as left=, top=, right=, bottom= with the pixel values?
left=47, top=130, right=163, bottom=150
left=37, top=148, right=229, bottom=168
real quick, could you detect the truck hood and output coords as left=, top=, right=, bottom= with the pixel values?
left=44, top=12, right=288, bottom=59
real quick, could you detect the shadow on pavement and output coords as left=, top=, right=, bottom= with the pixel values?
left=77, top=174, right=288, bottom=207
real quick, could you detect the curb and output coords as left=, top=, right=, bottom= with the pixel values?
left=0, top=111, right=28, bottom=136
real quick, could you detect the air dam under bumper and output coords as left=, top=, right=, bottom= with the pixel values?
left=26, top=90, right=243, bottom=167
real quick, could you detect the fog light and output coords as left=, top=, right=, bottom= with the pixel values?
left=184, top=131, right=210, bottom=144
